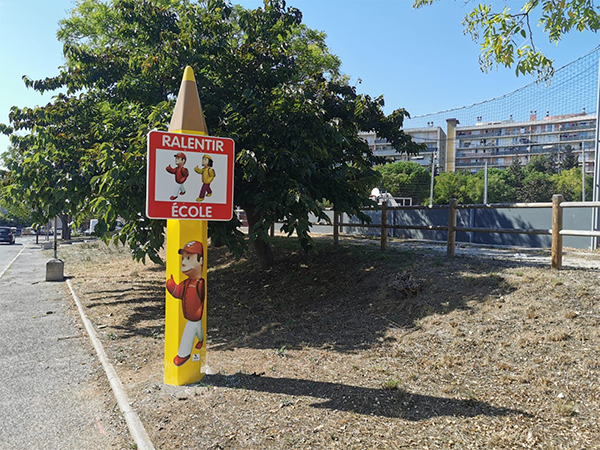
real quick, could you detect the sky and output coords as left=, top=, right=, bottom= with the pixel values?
left=1, top=0, right=599, bottom=158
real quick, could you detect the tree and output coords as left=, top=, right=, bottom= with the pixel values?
left=506, top=156, right=525, bottom=197
left=520, top=171, right=556, bottom=202
left=486, top=168, right=517, bottom=203
left=561, top=145, right=579, bottom=171
left=413, top=0, right=600, bottom=80
left=433, top=171, right=482, bottom=205
left=526, top=154, right=556, bottom=175
left=2, top=0, right=421, bottom=267
left=0, top=180, right=35, bottom=227
left=375, top=161, right=431, bottom=205
left=553, top=166, right=593, bottom=201
left=553, top=167, right=581, bottom=201
left=2, top=94, right=105, bottom=240
left=490, top=156, right=558, bottom=202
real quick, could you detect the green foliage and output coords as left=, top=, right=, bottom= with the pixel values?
left=1, top=94, right=100, bottom=232
left=520, top=170, right=555, bottom=202
left=553, top=167, right=592, bottom=201
left=561, top=146, right=578, bottom=171
left=1, top=0, right=420, bottom=266
left=414, top=0, right=600, bottom=81
left=375, top=161, right=431, bottom=204
left=0, top=189, right=35, bottom=227
left=432, top=154, right=591, bottom=204
left=433, top=171, right=483, bottom=205
left=486, top=168, right=517, bottom=203
left=526, top=154, right=556, bottom=175
left=507, top=156, right=525, bottom=187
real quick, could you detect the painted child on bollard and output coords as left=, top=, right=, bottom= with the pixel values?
left=166, top=240, right=205, bottom=366
left=194, top=154, right=215, bottom=202
left=166, top=152, right=189, bottom=200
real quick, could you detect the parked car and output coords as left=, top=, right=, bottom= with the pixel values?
left=84, top=219, right=99, bottom=236
left=38, top=226, right=53, bottom=236
left=0, top=227, right=16, bottom=244
left=235, top=209, right=248, bottom=227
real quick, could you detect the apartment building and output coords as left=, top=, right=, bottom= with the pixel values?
left=360, top=125, right=447, bottom=170
left=449, top=112, right=596, bottom=174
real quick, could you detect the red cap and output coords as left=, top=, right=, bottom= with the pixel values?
left=175, top=152, right=186, bottom=161
left=178, top=240, right=203, bottom=255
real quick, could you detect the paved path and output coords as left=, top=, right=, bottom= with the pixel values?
left=333, top=235, right=600, bottom=270
left=0, top=239, right=132, bottom=449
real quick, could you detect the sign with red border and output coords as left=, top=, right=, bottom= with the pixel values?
left=146, top=130, right=235, bottom=221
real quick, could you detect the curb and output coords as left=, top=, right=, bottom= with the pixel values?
left=66, top=279, right=155, bottom=450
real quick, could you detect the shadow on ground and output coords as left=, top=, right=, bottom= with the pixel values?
left=84, top=280, right=165, bottom=339
left=203, top=373, right=531, bottom=421
left=203, top=241, right=518, bottom=352
left=78, top=240, right=519, bottom=352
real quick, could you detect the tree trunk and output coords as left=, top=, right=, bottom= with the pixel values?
left=211, top=236, right=224, bottom=248
left=60, top=214, right=71, bottom=240
left=246, top=208, right=274, bottom=269
left=209, top=224, right=224, bottom=248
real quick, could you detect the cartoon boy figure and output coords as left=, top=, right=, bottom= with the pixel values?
left=166, top=240, right=205, bottom=367
left=193, top=155, right=215, bottom=202
left=166, top=152, right=189, bottom=200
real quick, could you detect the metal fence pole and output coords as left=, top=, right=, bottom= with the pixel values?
left=429, top=153, right=435, bottom=206
left=591, top=54, right=600, bottom=249
left=582, top=146, right=586, bottom=202
left=483, top=162, right=489, bottom=204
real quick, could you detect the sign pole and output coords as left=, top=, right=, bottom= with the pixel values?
left=164, top=66, right=209, bottom=386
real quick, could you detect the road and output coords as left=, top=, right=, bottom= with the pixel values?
left=0, top=236, right=133, bottom=449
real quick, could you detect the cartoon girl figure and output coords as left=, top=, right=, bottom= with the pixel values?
left=166, top=152, right=189, bottom=200
left=194, top=155, right=215, bottom=202
left=166, top=240, right=205, bottom=367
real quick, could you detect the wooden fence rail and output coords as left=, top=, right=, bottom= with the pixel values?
left=332, top=194, right=600, bottom=270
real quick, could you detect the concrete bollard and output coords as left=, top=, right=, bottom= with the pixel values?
left=46, top=259, right=64, bottom=282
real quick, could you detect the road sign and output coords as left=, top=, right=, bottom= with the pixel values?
left=146, top=130, right=235, bottom=221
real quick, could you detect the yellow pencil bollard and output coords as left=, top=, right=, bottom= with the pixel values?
left=146, top=66, right=235, bottom=386
left=164, top=66, right=209, bottom=386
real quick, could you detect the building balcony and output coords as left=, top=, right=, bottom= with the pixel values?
left=559, top=122, right=595, bottom=131
left=560, top=132, right=595, bottom=141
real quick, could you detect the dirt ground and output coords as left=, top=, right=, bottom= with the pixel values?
left=56, top=235, right=600, bottom=449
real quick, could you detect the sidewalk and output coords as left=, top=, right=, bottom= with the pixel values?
left=0, top=241, right=133, bottom=449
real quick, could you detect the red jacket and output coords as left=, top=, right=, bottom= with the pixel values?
left=166, top=277, right=205, bottom=321
left=166, top=166, right=189, bottom=184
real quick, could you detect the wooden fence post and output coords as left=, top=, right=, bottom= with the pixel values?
left=552, top=194, right=563, bottom=270
left=333, top=211, right=339, bottom=245
left=447, top=198, right=457, bottom=257
left=381, top=201, right=388, bottom=251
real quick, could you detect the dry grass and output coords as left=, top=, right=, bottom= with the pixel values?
left=57, top=237, right=600, bottom=449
